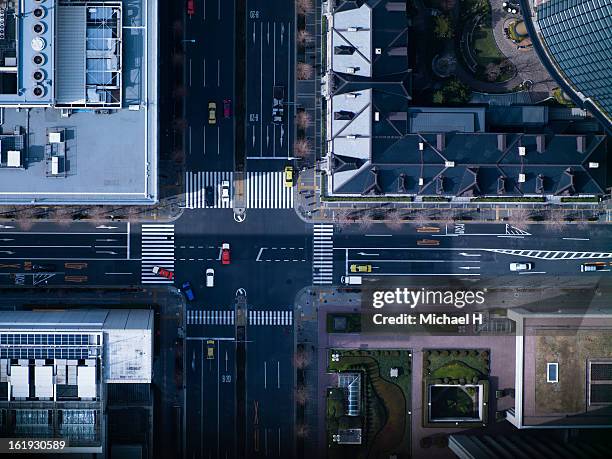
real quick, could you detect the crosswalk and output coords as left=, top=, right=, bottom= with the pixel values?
left=505, top=224, right=531, bottom=236
left=141, top=224, right=175, bottom=284
left=313, top=224, right=334, bottom=285
left=186, top=309, right=293, bottom=326
left=184, top=171, right=233, bottom=209
left=248, top=310, right=293, bottom=326
left=245, top=171, right=294, bottom=209
left=486, top=249, right=612, bottom=260
left=184, top=171, right=294, bottom=209
left=187, top=310, right=235, bottom=325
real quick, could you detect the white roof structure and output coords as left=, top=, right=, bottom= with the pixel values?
left=77, top=365, right=97, bottom=399
left=34, top=366, right=54, bottom=399
left=10, top=366, right=29, bottom=398
left=330, top=4, right=372, bottom=77
left=7, top=150, right=21, bottom=167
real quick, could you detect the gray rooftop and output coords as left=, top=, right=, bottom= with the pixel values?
left=330, top=4, right=372, bottom=77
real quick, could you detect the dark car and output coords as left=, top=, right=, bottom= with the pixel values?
left=32, top=263, right=57, bottom=272
left=181, top=281, right=195, bottom=301
left=223, top=99, right=232, bottom=118
left=205, top=186, right=214, bottom=207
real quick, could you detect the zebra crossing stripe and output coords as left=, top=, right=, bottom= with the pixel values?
left=141, top=224, right=175, bottom=284
left=187, top=310, right=236, bottom=325
left=247, top=310, right=293, bottom=326
left=184, top=171, right=234, bottom=209
left=313, top=224, right=334, bottom=285
left=245, top=171, right=294, bottom=209
left=486, top=249, right=612, bottom=260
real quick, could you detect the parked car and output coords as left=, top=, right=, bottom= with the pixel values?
left=221, top=243, right=230, bottom=265
left=581, top=262, right=609, bottom=272
left=221, top=180, right=230, bottom=204
left=284, top=166, right=293, bottom=187
left=341, top=276, right=362, bottom=285
left=152, top=266, right=174, bottom=280
left=181, top=281, right=195, bottom=301
left=205, top=268, right=215, bottom=287
left=208, top=102, right=216, bottom=125
left=187, top=0, right=195, bottom=16
left=350, top=264, right=372, bottom=273
left=204, top=186, right=214, bottom=207
left=206, top=340, right=215, bottom=359
left=510, top=262, right=533, bottom=272
left=32, top=263, right=57, bottom=272
left=223, top=99, right=232, bottom=118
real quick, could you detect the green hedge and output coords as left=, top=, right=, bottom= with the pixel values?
left=560, top=197, right=600, bottom=203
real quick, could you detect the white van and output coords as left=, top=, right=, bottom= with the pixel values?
left=341, top=276, right=362, bottom=285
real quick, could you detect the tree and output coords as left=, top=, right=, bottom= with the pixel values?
left=87, top=206, right=108, bottom=222
left=545, top=208, right=567, bottom=232
left=296, top=62, right=314, bottom=80
left=434, top=16, right=453, bottom=39
left=297, top=29, right=313, bottom=47
left=295, top=386, right=308, bottom=405
left=506, top=207, right=532, bottom=230
left=442, top=79, right=471, bottom=104
left=296, top=0, right=313, bottom=15
left=295, top=110, right=312, bottom=130
left=294, top=349, right=311, bottom=369
left=432, top=91, right=444, bottom=104
left=293, top=138, right=311, bottom=158
left=385, top=209, right=404, bottom=230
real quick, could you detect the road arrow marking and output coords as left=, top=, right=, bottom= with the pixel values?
left=459, top=266, right=481, bottom=270
left=459, top=252, right=481, bottom=257
left=0, top=225, right=14, bottom=229
left=357, top=252, right=379, bottom=256
left=96, top=225, right=117, bottom=229
left=95, top=250, right=117, bottom=255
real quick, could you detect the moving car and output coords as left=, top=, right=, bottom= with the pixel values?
left=208, top=102, right=216, bottom=125
left=223, top=99, right=232, bottom=118
left=187, top=0, right=195, bottom=16
left=221, top=243, right=230, bottom=265
left=284, top=166, right=293, bottom=187
left=350, top=264, right=372, bottom=273
left=152, top=266, right=174, bottom=280
left=205, top=268, right=215, bottom=287
left=32, top=263, right=57, bottom=272
left=581, top=262, right=609, bottom=272
left=221, top=180, right=230, bottom=204
left=341, top=276, right=362, bottom=285
left=204, top=186, right=214, bottom=207
left=206, top=340, right=215, bottom=359
left=181, top=281, right=195, bottom=301
left=510, top=262, right=533, bottom=272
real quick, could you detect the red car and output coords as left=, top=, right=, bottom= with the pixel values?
left=187, top=0, right=195, bottom=16
left=223, top=99, right=232, bottom=118
left=152, top=266, right=174, bottom=280
left=221, top=243, right=230, bottom=265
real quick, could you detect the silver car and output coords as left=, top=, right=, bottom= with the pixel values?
left=205, top=268, right=215, bottom=287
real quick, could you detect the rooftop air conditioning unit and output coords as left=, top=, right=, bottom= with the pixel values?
left=32, top=69, right=45, bottom=82
left=444, top=161, right=455, bottom=167
left=345, top=93, right=357, bottom=99
left=346, top=135, right=358, bottom=139
left=345, top=67, right=356, bottom=74
left=418, top=177, right=424, bottom=186
left=347, top=27, right=360, bottom=32
left=418, top=142, right=424, bottom=151
left=32, top=22, right=46, bottom=35
left=31, top=84, right=45, bottom=98
left=518, top=173, right=526, bottom=183
left=374, top=112, right=380, bottom=122
left=375, top=48, right=382, bottom=55
left=518, top=146, right=526, bottom=156
left=588, top=162, right=599, bottom=168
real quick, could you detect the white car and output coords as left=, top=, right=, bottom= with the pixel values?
left=205, top=268, right=215, bottom=287
left=221, top=180, right=230, bottom=203
left=510, top=262, right=532, bottom=271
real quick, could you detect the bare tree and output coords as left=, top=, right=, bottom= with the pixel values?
left=411, top=209, right=433, bottom=225
left=296, top=62, right=314, bottom=80
left=172, top=20, right=183, bottom=35
left=172, top=85, right=186, bottom=98
left=293, top=138, right=311, bottom=158
left=297, top=29, right=313, bottom=47
left=295, top=110, right=312, bottom=130
left=334, top=208, right=355, bottom=228
left=294, top=348, right=311, bottom=369
left=171, top=52, right=184, bottom=68
left=295, top=386, right=308, bottom=406
left=296, top=0, right=313, bottom=15
left=171, top=148, right=185, bottom=163
left=17, top=207, right=41, bottom=231
left=357, top=210, right=374, bottom=231
left=506, top=207, right=532, bottom=229
left=87, top=206, right=108, bottom=222
left=173, top=118, right=187, bottom=132
left=544, top=208, right=567, bottom=232
left=385, top=209, right=404, bottom=230
left=52, top=207, right=74, bottom=227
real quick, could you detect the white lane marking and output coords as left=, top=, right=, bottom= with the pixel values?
left=562, top=237, right=590, bottom=241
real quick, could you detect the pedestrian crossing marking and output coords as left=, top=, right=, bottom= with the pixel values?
left=248, top=310, right=293, bottom=326
left=313, top=224, right=334, bottom=285
left=486, top=249, right=612, bottom=260
left=184, top=171, right=294, bottom=209
left=141, top=224, right=175, bottom=284
left=187, top=310, right=235, bottom=325
left=505, top=225, right=531, bottom=236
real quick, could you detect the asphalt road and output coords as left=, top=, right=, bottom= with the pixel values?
left=184, top=0, right=236, bottom=171
left=245, top=0, right=294, bottom=160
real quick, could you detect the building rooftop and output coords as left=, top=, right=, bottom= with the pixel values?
left=508, top=308, right=612, bottom=428
left=0, top=0, right=158, bottom=204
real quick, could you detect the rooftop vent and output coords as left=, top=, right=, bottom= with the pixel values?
left=32, top=69, right=45, bottom=82
left=418, top=142, right=424, bottom=151
left=344, top=93, right=358, bottom=99
left=334, top=110, right=355, bottom=121
left=518, top=173, right=526, bottom=183
left=31, top=37, right=46, bottom=52
left=345, top=67, right=357, bottom=74
left=375, top=48, right=382, bottom=55
left=436, top=133, right=445, bottom=151
left=346, top=135, right=359, bottom=139
left=32, top=22, right=46, bottom=35
left=444, top=161, right=455, bottom=168
left=497, top=134, right=506, bottom=151
left=418, top=177, right=424, bottom=186
left=518, top=146, right=526, bottom=156
left=374, top=112, right=380, bottom=122
left=589, top=162, right=599, bottom=169
left=536, top=174, right=544, bottom=193
left=347, top=27, right=361, bottom=32
left=32, top=6, right=46, bottom=19
left=32, top=85, right=45, bottom=98
left=32, top=54, right=46, bottom=66
left=536, top=135, right=546, bottom=153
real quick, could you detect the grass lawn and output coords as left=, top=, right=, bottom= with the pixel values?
left=473, top=23, right=504, bottom=66
left=423, top=349, right=490, bottom=382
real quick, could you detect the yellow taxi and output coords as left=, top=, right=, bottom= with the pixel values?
left=350, top=264, right=372, bottom=273
left=206, top=340, right=215, bottom=359
left=284, top=166, right=294, bottom=187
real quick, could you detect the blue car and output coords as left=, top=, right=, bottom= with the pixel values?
left=181, top=281, right=195, bottom=301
